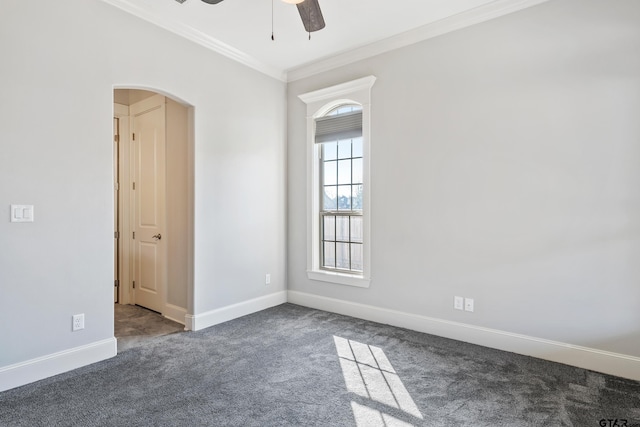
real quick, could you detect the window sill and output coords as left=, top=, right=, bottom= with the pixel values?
left=307, top=270, right=371, bottom=288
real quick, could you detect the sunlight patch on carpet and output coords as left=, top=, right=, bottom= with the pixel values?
left=334, top=336, right=423, bottom=425
left=350, top=401, right=415, bottom=427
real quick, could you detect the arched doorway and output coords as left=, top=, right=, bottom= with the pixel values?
left=113, top=88, right=194, bottom=350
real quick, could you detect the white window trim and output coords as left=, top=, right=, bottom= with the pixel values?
left=299, top=76, right=376, bottom=288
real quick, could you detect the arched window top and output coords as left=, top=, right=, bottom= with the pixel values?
left=325, top=104, right=362, bottom=117
left=315, top=103, right=362, bottom=144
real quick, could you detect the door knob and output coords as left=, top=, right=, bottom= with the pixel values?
left=152, top=234, right=162, bottom=240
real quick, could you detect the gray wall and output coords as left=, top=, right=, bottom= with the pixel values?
left=0, top=0, right=287, bottom=367
left=287, top=0, right=640, bottom=357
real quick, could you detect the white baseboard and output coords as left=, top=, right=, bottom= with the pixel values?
left=287, top=290, right=640, bottom=381
left=185, top=291, right=287, bottom=331
left=163, top=303, right=187, bottom=327
left=0, top=338, right=117, bottom=392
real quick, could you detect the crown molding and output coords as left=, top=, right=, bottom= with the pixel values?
left=99, top=0, right=287, bottom=82
left=101, top=0, right=550, bottom=83
left=286, top=0, right=552, bottom=82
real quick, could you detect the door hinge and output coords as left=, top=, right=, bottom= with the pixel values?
left=114, top=279, right=119, bottom=288
left=132, top=133, right=135, bottom=141
left=132, top=182, right=136, bottom=190
left=114, top=231, right=120, bottom=239
left=132, top=231, right=135, bottom=239
left=132, top=281, right=136, bottom=289
left=114, top=182, right=120, bottom=191
left=114, top=134, right=120, bottom=143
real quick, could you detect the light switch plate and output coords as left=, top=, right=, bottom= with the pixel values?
left=11, top=205, right=34, bottom=223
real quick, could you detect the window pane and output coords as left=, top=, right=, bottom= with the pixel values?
left=336, top=243, right=350, bottom=269
left=337, top=159, right=351, bottom=185
left=323, top=160, right=337, bottom=185
left=352, top=185, right=363, bottom=210
left=352, top=137, right=363, bottom=157
left=351, top=244, right=363, bottom=272
left=323, top=186, right=337, bottom=210
left=352, top=158, right=363, bottom=184
left=336, top=216, right=349, bottom=242
left=323, top=242, right=336, bottom=268
left=338, top=140, right=351, bottom=159
left=350, top=216, right=363, bottom=243
left=323, top=216, right=335, bottom=241
left=328, top=104, right=362, bottom=116
left=318, top=104, right=366, bottom=275
left=323, top=141, right=337, bottom=161
left=337, top=185, right=352, bottom=210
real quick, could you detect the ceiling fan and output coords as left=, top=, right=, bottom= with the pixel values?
left=199, top=0, right=326, bottom=34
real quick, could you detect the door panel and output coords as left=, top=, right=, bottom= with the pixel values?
left=139, top=242, right=158, bottom=293
left=130, top=95, right=166, bottom=313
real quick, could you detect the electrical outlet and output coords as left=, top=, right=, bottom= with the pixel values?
left=464, top=298, right=474, bottom=312
left=72, top=314, right=85, bottom=331
left=265, top=274, right=271, bottom=285
left=454, top=296, right=464, bottom=310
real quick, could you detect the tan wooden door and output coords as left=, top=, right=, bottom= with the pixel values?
left=130, top=94, right=166, bottom=313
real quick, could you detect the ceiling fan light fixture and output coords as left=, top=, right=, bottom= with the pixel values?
left=282, top=0, right=305, bottom=4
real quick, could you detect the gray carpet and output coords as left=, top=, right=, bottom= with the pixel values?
left=1, top=303, right=639, bottom=426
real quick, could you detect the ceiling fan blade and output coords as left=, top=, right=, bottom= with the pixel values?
left=201, top=0, right=224, bottom=4
left=297, top=0, right=325, bottom=33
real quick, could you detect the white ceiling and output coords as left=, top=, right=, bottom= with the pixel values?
left=100, top=0, right=549, bottom=81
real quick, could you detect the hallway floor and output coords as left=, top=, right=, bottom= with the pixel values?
left=114, top=304, right=184, bottom=352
